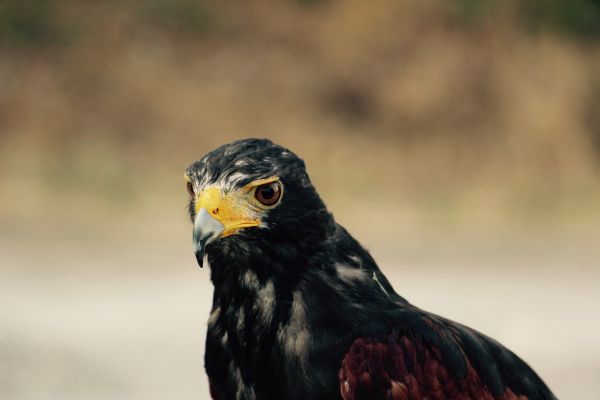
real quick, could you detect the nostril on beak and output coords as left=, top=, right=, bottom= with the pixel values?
left=212, top=208, right=219, bottom=215
left=193, top=208, right=225, bottom=268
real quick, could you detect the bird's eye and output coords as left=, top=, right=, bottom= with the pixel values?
left=255, top=181, right=282, bottom=206
left=186, top=181, right=195, bottom=198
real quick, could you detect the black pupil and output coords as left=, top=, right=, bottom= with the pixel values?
left=260, top=185, right=275, bottom=200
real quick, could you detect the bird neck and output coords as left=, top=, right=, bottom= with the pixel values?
left=204, top=224, right=407, bottom=398
left=206, top=222, right=402, bottom=325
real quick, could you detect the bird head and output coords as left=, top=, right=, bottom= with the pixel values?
left=184, top=138, right=330, bottom=268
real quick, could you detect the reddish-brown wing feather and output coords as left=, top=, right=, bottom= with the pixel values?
left=339, top=335, right=528, bottom=400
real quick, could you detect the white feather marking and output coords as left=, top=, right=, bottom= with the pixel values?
left=342, top=380, right=350, bottom=396
left=230, top=361, right=256, bottom=400
left=241, top=270, right=260, bottom=290
left=336, top=263, right=369, bottom=282
left=348, top=254, right=361, bottom=265
left=219, top=171, right=249, bottom=190
left=337, top=263, right=391, bottom=297
left=236, top=307, right=245, bottom=335
left=258, top=221, right=269, bottom=229
left=372, top=271, right=390, bottom=297
left=277, top=291, right=310, bottom=366
left=208, top=306, right=221, bottom=326
left=255, top=280, right=275, bottom=326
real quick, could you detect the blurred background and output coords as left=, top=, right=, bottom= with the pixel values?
left=1, top=0, right=599, bottom=398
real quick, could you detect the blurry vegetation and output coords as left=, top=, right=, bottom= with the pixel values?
left=0, top=0, right=59, bottom=47
left=1, top=0, right=599, bottom=232
left=519, top=0, right=600, bottom=40
left=0, top=0, right=219, bottom=50
left=138, top=0, right=217, bottom=37
left=452, top=0, right=600, bottom=39
left=451, top=0, right=496, bottom=24
left=586, top=83, right=600, bottom=159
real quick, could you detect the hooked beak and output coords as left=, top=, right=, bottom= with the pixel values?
left=193, top=208, right=225, bottom=268
left=189, top=181, right=273, bottom=268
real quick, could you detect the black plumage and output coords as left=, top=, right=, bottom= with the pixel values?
left=184, top=138, right=556, bottom=400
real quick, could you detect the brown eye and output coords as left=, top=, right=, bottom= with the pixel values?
left=186, top=181, right=195, bottom=198
left=255, top=181, right=282, bottom=206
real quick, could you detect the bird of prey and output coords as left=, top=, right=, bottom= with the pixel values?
left=184, top=138, right=556, bottom=400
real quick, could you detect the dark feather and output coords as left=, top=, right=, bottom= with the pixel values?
left=185, top=139, right=557, bottom=400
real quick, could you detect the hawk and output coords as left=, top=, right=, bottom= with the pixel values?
left=184, top=138, right=556, bottom=400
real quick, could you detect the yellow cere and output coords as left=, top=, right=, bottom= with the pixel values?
left=194, top=176, right=280, bottom=237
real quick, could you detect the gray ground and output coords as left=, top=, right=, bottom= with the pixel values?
left=1, top=229, right=599, bottom=400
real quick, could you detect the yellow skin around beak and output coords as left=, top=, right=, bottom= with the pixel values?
left=194, top=176, right=280, bottom=237
left=195, top=186, right=260, bottom=237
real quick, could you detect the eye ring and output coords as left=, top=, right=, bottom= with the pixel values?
left=186, top=181, right=195, bottom=198
left=254, top=181, right=282, bottom=207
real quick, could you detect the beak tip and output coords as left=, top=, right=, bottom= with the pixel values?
left=195, top=250, right=204, bottom=268
left=193, top=208, right=225, bottom=270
